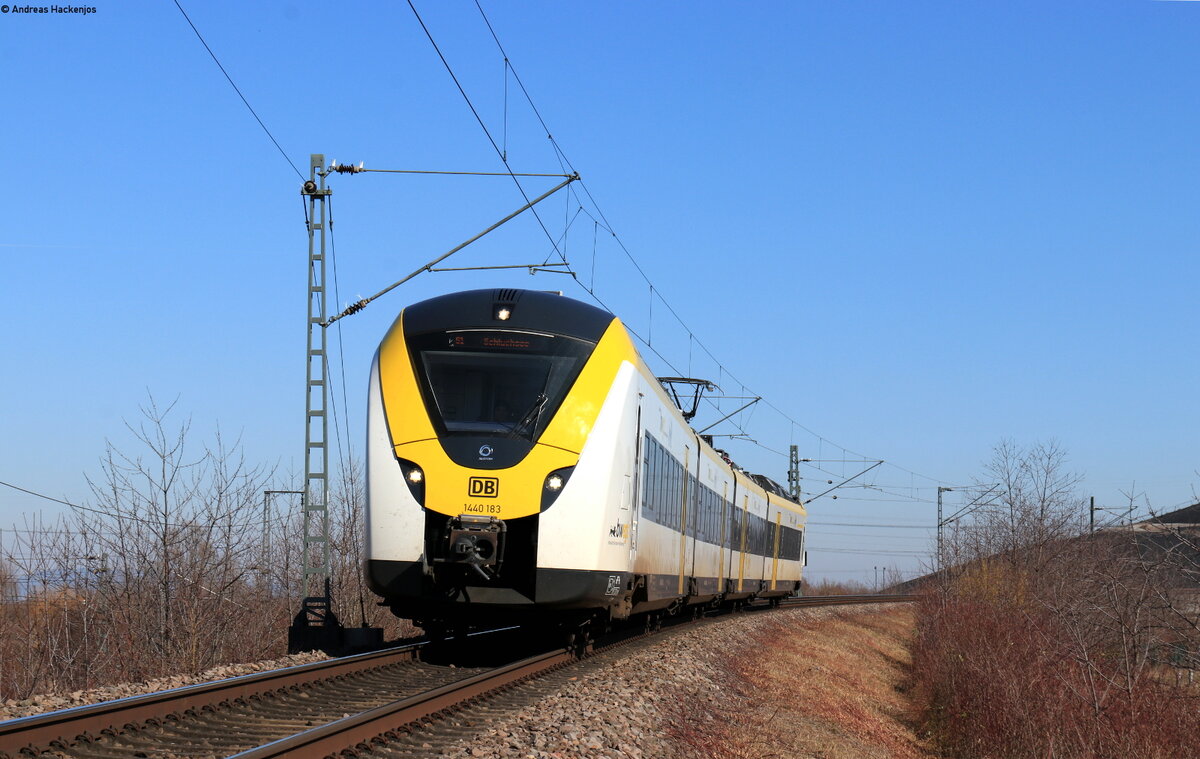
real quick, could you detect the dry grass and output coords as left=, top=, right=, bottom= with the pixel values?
left=912, top=591, right=1200, bottom=759
left=669, top=606, right=935, bottom=759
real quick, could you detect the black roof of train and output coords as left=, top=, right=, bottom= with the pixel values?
left=402, top=288, right=615, bottom=342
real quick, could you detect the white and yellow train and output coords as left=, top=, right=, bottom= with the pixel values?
left=365, top=288, right=806, bottom=631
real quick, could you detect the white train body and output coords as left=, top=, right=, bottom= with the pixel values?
left=365, top=289, right=806, bottom=626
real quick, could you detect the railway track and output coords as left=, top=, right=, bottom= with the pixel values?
left=0, top=594, right=913, bottom=759
left=780, top=593, right=914, bottom=608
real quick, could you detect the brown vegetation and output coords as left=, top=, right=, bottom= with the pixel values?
left=668, top=606, right=934, bottom=759
left=912, top=441, right=1200, bottom=758
left=0, top=397, right=412, bottom=701
left=804, top=578, right=872, bottom=595
left=806, top=574, right=908, bottom=595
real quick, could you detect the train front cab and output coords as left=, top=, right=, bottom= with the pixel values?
left=365, top=289, right=643, bottom=626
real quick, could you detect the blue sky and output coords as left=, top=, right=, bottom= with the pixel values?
left=2, top=0, right=1197, bottom=584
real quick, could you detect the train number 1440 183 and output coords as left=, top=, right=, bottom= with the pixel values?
left=463, top=502, right=501, bottom=514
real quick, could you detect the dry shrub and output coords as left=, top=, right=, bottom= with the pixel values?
left=805, top=578, right=871, bottom=595
left=914, top=591, right=1199, bottom=759
left=0, top=397, right=411, bottom=702
left=914, top=441, right=1200, bottom=758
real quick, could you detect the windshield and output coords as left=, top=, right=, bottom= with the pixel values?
left=410, top=330, right=594, bottom=439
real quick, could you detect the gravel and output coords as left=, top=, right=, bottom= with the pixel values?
left=435, top=605, right=878, bottom=759
left=0, top=651, right=328, bottom=722
left=2, top=604, right=897, bottom=759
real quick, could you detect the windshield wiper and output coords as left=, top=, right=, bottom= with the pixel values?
left=507, top=392, right=548, bottom=440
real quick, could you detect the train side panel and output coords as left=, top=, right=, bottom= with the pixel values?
left=537, top=361, right=638, bottom=574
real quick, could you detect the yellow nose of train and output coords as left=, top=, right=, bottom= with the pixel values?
left=375, top=288, right=636, bottom=521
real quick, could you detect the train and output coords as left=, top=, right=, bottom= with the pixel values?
left=364, top=288, right=807, bottom=638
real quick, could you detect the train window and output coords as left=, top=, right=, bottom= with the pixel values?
left=691, top=482, right=698, bottom=540
left=643, top=446, right=652, bottom=518
left=645, top=437, right=655, bottom=521
left=707, top=488, right=714, bottom=544
left=667, top=449, right=674, bottom=525
left=691, top=476, right=700, bottom=540
left=655, top=443, right=666, bottom=523
left=409, top=331, right=592, bottom=440
left=727, top=506, right=734, bottom=550
left=708, top=488, right=717, bottom=544
left=665, top=456, right=674, bottom=526
left=664, top=448, right=672, bottom=524
left=641, top=437, right=654, bottom=521
left=672, top=459, right=683, bottom=527
left=653, top=444, right=660, bottom=519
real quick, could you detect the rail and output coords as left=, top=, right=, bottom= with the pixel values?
left=227, top=648, right=575, bottom=759
left=0, top=595, right=914, bottom=758
left=0, top=640, right=430, bottom=756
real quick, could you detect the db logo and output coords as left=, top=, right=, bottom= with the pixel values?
left=468, top=477, right=499, bottom=498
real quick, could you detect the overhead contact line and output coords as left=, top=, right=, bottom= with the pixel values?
left=171, top=0, right=303, bottom=181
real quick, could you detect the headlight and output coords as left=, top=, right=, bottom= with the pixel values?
left=396, top=458, right=426, bottom=505
left=541, top=466, right=575, bottom=511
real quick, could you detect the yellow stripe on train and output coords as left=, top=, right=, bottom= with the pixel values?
left=381, top=317, right=637, bottom=521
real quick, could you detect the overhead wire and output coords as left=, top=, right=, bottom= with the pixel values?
left=808, top=531, right=933, bottom=541
left=162, top=0, right=952, bottom=580
left=326, top=196, right=358, bottom=493
left=471, top=62, right=943, bottom=492
left=809, top=547, right=930, bottom=556
left=0, top=479, right=296, bottom=529
left=171, top=0, right=303, bottom=181
left=405, top=0, right=565, bottom=264
left=172, top=0, right=362, bottom=506
left=403, top=2, right=944, bottom=503
left=808, top=520, right=933, bottom=530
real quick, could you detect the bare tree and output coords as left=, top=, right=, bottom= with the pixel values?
left=0, top=396, right=289, bottom=698
left=915, top=441, right=1200, bottom=757
left=0, top=396, right=423, bottom=701
left=327, top=457, right=415, bottom=639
